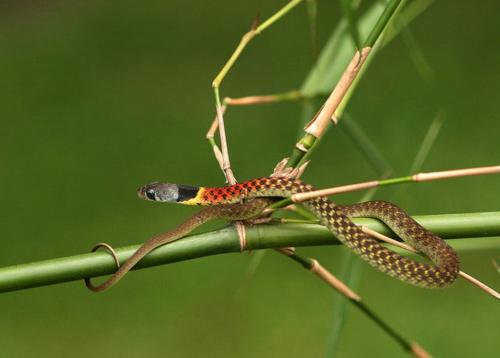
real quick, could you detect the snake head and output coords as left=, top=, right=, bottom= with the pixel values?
left=137, top=182, right=180, bottom=202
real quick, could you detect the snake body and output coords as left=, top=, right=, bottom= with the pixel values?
left=86, top=177, right=459, bottom=292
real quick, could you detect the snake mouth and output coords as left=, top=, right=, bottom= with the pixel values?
left=137, top=187, right=145, bottom=199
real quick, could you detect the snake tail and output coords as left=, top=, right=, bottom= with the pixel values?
left=86, top=199, right=269, bottom=292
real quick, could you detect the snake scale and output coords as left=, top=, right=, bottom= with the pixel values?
left=86, top=177, right=460, bottom=292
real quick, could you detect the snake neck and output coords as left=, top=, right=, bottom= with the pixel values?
left=180, top=177, right=308, bottom=205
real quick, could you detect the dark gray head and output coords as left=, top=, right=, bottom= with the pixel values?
left=137, top=182, right=180, bottom=202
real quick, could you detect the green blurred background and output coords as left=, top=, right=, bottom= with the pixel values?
left=0, top=1, right=498, bottom=357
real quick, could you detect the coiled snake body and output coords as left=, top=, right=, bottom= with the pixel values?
left=86, top=177, right=459, bottom=292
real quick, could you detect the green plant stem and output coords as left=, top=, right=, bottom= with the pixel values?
left=256, top=0, right=304, bottom=33
left=1, top=212, right=499, bottom=294
left=212, top=0, right=304, bottom=89
left=364, top=0, right=403, bottom=46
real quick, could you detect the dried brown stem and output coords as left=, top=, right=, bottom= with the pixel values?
left=411, top=343, right=432, bottom=358
left=413, top=165, right=500, bottom=182
left=215, top=103, right=237, bottom=184
left=206, top=105, right=226, bottom=140
left=309, top=259, right=361, bottom=301
left=225, top=94, right=285, bottom=106
left=292, top=180, right=379, bottom=202
left=304, top=47, right=371, bottom=137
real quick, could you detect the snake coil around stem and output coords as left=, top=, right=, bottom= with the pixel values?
left=86, top=177, right=459, bottom=292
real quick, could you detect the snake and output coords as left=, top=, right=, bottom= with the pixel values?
left=85, top=177, right=460, bottom=292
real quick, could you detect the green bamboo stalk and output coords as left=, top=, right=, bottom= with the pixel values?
left=0, top=212, right=499, bottom=294
left=364, top=0, right=402, bottom=46
left=382, top=0, right=435, bottom=46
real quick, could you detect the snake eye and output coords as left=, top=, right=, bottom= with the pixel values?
left=145, top=188, right=156, bottom=201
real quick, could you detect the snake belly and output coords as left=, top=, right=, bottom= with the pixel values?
left=181, top=177, right=460, bottom=288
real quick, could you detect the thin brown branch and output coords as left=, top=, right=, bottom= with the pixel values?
left=224, top=91, right=304, bottom=106
left=413, top=165, right=500, bottom=182
left=292, top=180, right=379, bottom=202
left=309, top=259, right=361, bottom=301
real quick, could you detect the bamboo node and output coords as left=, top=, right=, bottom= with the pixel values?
left=235, top=222, right=247, bottom=252
left=276, top=247, right=295, bottom=256
left=295, top=143, right=308, bottom=153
